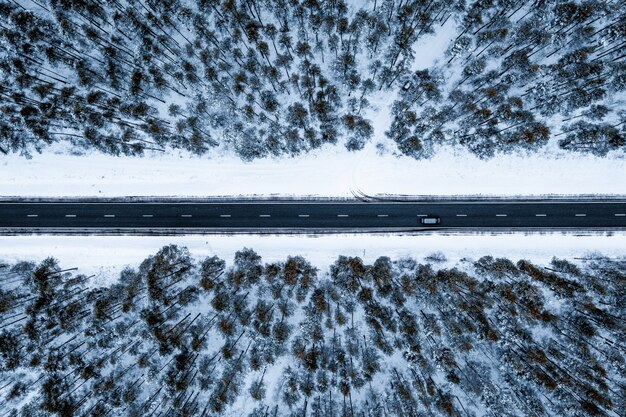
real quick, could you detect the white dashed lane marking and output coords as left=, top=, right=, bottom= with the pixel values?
left=104, top=214, right=115, bottom=218
left=575, top=214, right=586, bottom=217
left=337, top=214, right=349, bottom=217
left=219, top=214, right=231, bottom=218
left=535, top=214, right=547, bottom=217
left=65, top=214, right=76, bottom=218
left=456, top=214, right=467, bottom=217
left=496, top=214, right=507, bottom=217
left=298, top=214, right=309, bottom=218
left=259, top=214, right=271, bottom=218
left=377, top=214, right=389, bottom=217
left=616, top=214, right=626, bottom=217
left=181, top=215, right=192, bottom=218
left=27, top=214, right=38, bottom=218
left=142, top=214, right=154, bottom=218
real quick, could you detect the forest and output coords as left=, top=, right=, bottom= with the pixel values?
left=0, top=246, right=624, bottom=416
left=0, top=0, right=624, bottom=160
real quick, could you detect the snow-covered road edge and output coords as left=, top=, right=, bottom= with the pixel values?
left=2, top=232, right=625, bottom=287
left=1, top=195, right=625, bottom=202
left=2, top=142, right=624, bottom=199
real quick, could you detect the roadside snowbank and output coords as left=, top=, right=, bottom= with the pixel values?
left=1, top=142, right=624, bottom=199
left=1, top=233, right=624, bottom=286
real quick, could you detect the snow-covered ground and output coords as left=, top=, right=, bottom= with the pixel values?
left=0, top=11, right=622, bottom=200
left=1, top=233, right=624, bottom=286
left=1, top=141, right=624, bottom=199
left=0, top=2, right=623, bottom=201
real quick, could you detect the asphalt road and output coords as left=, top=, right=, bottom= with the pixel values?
left=1, top=201, right=625, bottom=231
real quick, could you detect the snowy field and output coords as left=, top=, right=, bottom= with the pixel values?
left=1, top=233, right=624, bottom=286
left=1, top=141, right=625, bottom=199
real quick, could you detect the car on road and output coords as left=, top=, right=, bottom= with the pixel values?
left=420, top=216, right=440, bottom=225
